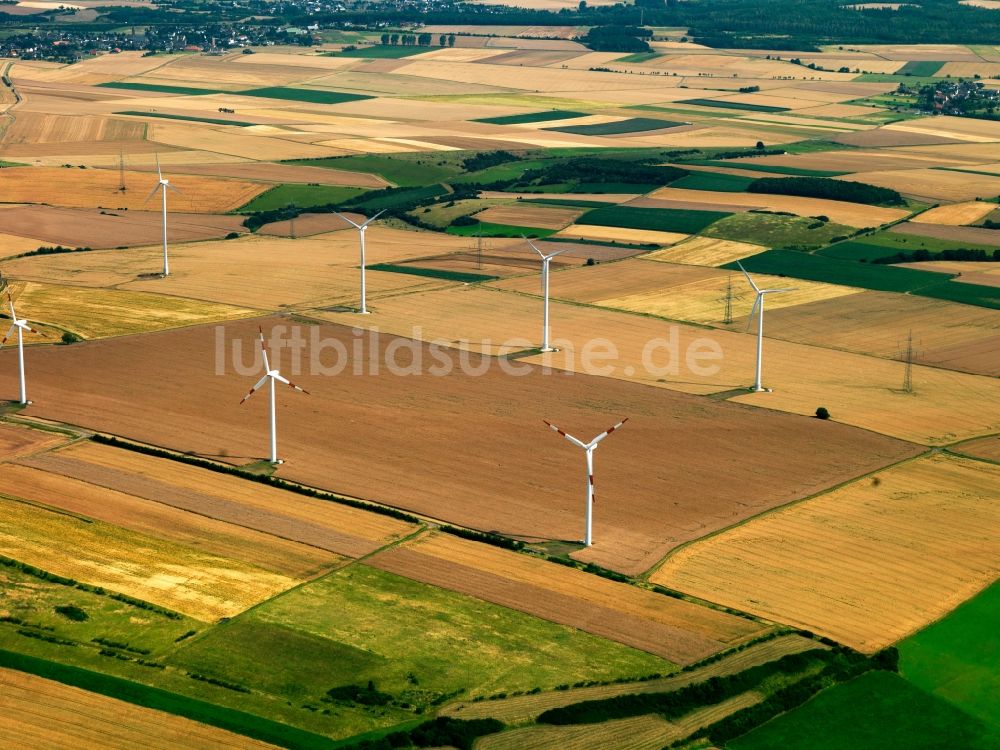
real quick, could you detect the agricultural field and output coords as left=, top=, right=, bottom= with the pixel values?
left=652, top=454, right=1000, bottom=652
left=0, top=30, right=998, bottom=750
left=0, top=316, right=918, bottom=576
left=366, top=530, right=769, bottom=664
left=0, top=668, right=278, bottom=750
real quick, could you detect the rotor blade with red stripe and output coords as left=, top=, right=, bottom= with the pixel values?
left=543, top=419, right=587, bottom=449
left=258, top=327, right=271, bottom=372
left=273, top=372, right=309, bottom=395
left=589, top=417, right=629, bottom=447
left=0, top=324, right=15, bottom=347
left=240, top=374, right=269, bottom=404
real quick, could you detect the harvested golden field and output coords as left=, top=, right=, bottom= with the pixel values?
left=645, top=187, right=909, bottom=227
left=475, top=204, right=583, bottom=229
left=646, top=237, right=767, bottom=267
left=0, top=461, right=339, bottom=579
left=839, top=168, right=1000, bottom=201
left=911, top=200, right=998, bottom=225
left=367, top=531, right=768, bottom=664
left=0, top=167, right=266, bottom=212
left=597, top=270, right=862, bottom=326
left=0, top=232, right=41, bottom=260
left=883, top=115, right=1000, bottom=142
left=0, top=423, right=67, bottom=462
left=2, top=113, right=145, bottom=145
left=144, top=122, right=346, bottom=161
left=0, top=316, right=917, bottom=576
left=36, top=440, right=418, bottom=559
left=740, top=149, right=970, bottom=172
left=762, top=290, right=1000, bottom=377
left=896, top=261, right=1000, bottom=288
left=145, top=161, right=390, bottom=188
left=556, top=223, right=688, bottom=246
left=0, top=494, right=300, bottom=621
left=0, top=668, right=280, bottom=750
left=318, top=285, right=1000, bottom=444
left=0, top=205, right=247, bottom=249
left=0, top=229, right=467, bottom=308
left=444, top=633, right=820, bottom=724
left=938, top=61, right=1000, bottom=78
left=478, top=694, right=762, bottom=750
left=652, top=454, right=1000, bottom=652
left=14, top=282, right=259, bottom=339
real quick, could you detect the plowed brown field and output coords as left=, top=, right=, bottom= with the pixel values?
left=0, top=317, right=917, bottom=575
left=0, top=423, right=67, bottom=462
left=367, top=531, right=768, bottom=664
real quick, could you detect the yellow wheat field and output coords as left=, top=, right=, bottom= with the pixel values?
left=645, top=237, right=769, bottom=267
left=0, top=669, right=280, bottom=750
left=557, top=223, right=688, bottom=246
left=652, top=454, right=1000, bottom=651
left=14, top=282, right=259, bottom=338
left=0, top=494, right=301, bottom=621
left=911, top=201, right=998, bottom=225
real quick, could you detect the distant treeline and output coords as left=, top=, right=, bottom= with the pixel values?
left=748, top=177, right=905, bottom=206
left=874, top=247, right=1000, bottom=264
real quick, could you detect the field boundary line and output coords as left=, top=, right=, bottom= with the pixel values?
left=640, top=447, right=933, bottom=582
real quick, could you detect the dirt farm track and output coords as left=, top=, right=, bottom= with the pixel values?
left=0, top=317, right=920, bottom=575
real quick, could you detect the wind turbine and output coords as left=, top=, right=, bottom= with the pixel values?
left=334, top=210, right=386, bottom=314
left=1, top=290, right=42, bottom=405
left=239, top=327, right=309, bottom=464
left=736, top=260, right=794, bottom=393
left=524, top=237, right=570, bottom=352
left=543, top=417, right=628, bottom=547
left=144, top=155, right=179, bottom=277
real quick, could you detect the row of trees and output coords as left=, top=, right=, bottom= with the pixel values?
left=379, top=32, right=455, bottom=47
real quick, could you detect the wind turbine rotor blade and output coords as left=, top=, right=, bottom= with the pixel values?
left=360, top=209, right=386, bottom=228
left=0, top=324, right=15, bottom=347
left=522, top=235, right=544, bottom=259
left=735, top=260, right=760, bottom=293
left=762, top=287, right=797, bottom=294
left=590, top=417, right=629, bottom=446
left=542, top=419, right=587, bottom=449
left=240, top=374, right=269, bottom=404
left=166, top=182, right=183, bottom=195
left=257, top=327, right=271, bottom=372
left=156, top=154, right=162, bottom=181
left=745, top=294, right=761, bottom=333
left=280, top=375, right=310, bottom=395
left=544, top=246, right=572, bottom=260
left=333, top=211, right=362, bottom=230
left=143, top=184, right=161, bottom=205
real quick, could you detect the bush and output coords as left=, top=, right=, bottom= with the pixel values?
left=54, top=604, right=88, bottom=622
left=224, top=232, right=240, bottom=240
left=748, top=177, right=904, bottom=206
left=61, top=331, right=82, bottom=345
left=450, top=214, right=479, bottom=227
left=815, top=407, right=830, bottom=420
left=324, top=682, right=393, bottom=707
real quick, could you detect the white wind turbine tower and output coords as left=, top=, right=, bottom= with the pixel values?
left=737, top=260, right=795, bottom=393
left=144, top=156, right=179, bottom=277
left=1, top=290, right=42, bottom=405
left=240, top=327, right=309, bottom=464
left=334, top=210, right=386, bottom=314
left=524, top=237, right=570, bottom=352
left=544, top=417, right=628, bottom=547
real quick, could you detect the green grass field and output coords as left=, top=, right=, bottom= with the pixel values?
left=446, top=221, right=556, bottom=238
left=451, top=159, right=551, bottom=186
left=114, top=111, right=254, bottom=127
left=238, top=87, right=373, bottom=105
left=897, top=60, right=945, bottom=76
left=898, top=581, right=1000, bottom=731
left=546, top=117, right=683, bottom=136
left=703, top=212, right=854, bottom=250
left=578, top=205, right=730, bottom=234
left=347, top=183, right=448, bottom=214
left=238, top=184, right=368, bottom=213
left=918, top=279, right=1000, bottom=309
left=167, top=565, right=670, bottom=738
left=367, top=263, right=500, bottom=283
left=671, top=171, right=755, bottom=192
left=474, top=110, right=588, bottom=125
left=294, top=155, right=460, bottom=187
left=685, top=160, right=848, bottom=177
left=97, top=82, right=223, bottom=95
left=723, top=249, right=951, bottom=292
left=678, top=98, right=790, bottom=113
left=329, top=45, right=430, bottom=59
left=729, top=671, right=1000, bottom=750
left=615, top=52, right=663, bottom=62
